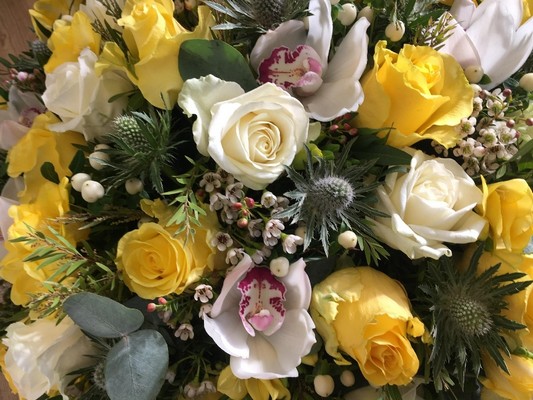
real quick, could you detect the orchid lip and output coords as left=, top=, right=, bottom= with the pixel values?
left=237, top=266, right=287, bottom=337
left=257, top=45, right=323, bottom=94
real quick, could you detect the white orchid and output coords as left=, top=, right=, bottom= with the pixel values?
left=250, top=0, right=370, bottom=121
left=439, top=0, right=533, bottom=89
left=203, top=254, right=315, bottom=379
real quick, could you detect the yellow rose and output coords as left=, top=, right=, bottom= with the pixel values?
left=481, top=353, right=533, bottom=400
left=354, top=41, right=473, bottom=148
left=116, top=0, right=214, bottom=108
left=217, top=366, right=290, bottom=400
left=311, top=267, right=424, bottom=387
left=0, top=178, right=84, bottom=305
left=29, top=0, right=83, bottom=41
left=7, top=113, right=86, bottom=203
left=44, top=11, right=101, bottom=73
left=116, top=209, right=220, bottom=299
left=477, top=178, right=533, bottom=253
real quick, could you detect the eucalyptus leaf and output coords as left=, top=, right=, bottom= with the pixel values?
left=105, top=330, right=169, bottom=400
left=179, top=39, right=258, bottom=92
left=63, top=292, right=144, bottom=338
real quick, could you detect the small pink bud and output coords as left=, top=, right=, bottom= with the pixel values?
left=237, top=218, right=249, bottom=228
left=147, top=303, right=157, bottom=312
left=348, top=128, right=358, bottom=136
left=343, top=123, right=351, bottom=130
left=506, top=119, right=515, bottom=128
left=232, top=202, right=242, bottom=210
left=526, top=118, right=533, bottom=126
left=502, top=88, right=512, bottom=97
left=244, top=197, right=255, bottom=208
left=329, top=124, right=339, bottom=131
left=158, top=297, right=167, bottom=305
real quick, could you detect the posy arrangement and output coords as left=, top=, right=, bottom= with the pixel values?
left=0, top=0, right=533, bottom=399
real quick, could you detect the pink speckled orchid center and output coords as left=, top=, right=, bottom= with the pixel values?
left=237, top=266, right=287, bottom=337
left=258, top=45, right=324, bottom=97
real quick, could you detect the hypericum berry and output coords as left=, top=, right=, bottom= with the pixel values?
left=338, top=230, right=358, bottom=249
left=338, top=3, right=357, bottom=26
left=125, top=178, right=144, bottom=195
left=357, top=5, right=373, bottom=21
left=81, top=180, right=105, bottom=203
left=313, top=375, right=334, bottom=397
left=89, top=151, right=110, bottom=170
left=385, top=20, right=405, bottom=42
left=340, top=370, right=356, bottom=387
left=270, top=257, right=290, bottom=277
left=464, top=65, right=484, bottom=83
left=519, top=72, right=533, bottom=91
left=70, top=173, right=91, bottom=192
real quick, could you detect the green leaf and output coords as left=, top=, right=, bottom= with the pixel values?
left=63, top=292, right=144, bottom=338
left=105, top=330, right=169, bottom=400
left=40, top=162, right=60, bottom=184
left=68, top=150, right=86, bottom=174
left=179, top=39, right=258, bottom=92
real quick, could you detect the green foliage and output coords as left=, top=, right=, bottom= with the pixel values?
left=64, top=293, right=168, bottom=400
left=179, top=39, right=258, bottom=91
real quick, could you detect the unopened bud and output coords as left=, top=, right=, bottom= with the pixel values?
left=147, top=303, right=157, bottom=312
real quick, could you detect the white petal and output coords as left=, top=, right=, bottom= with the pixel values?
left=250, top=20, right=307, bottom=70
left=306, top=0, right=333, bottom=67
left=178, top=75, right=244, bottom=155
left=204, top=312, right=250, bottom=358
left=280, top=258, right=311, bottom=310
left=449, top=0, right=476, bottom=27
left=438, top=18, right=481, bottom=69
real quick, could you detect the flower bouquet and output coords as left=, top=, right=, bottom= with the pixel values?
left=0, top=0, right=533, bottom=399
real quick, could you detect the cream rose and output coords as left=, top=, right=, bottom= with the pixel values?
left=2, top=316, right=97, bottom=400
left=42, top=47, right=132, bottom=141
left=178, top=75, right=309, bottom=190
left=371, top=150, right=487, bottom=259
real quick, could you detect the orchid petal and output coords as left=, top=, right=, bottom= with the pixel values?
left=250, top=21, right=307, bottom=70
left=178, top=75, right=244, bottom=156
left=300, top=17, right=369, bottom=121
left=281, top=258, right=312, bottom=311
left=438, top=18, right=481, bottom=69
left=449, top=0, right=476, bottom=27
left=204, top=311, right=250, bottom=358
left=306, top=0, right=333, bottom=68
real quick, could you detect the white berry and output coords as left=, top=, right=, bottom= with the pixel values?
left=340, top=370, right=355, bottom=387
left=313, top=375, right=334, bottom=398
left=81, top=180, right=105, bottom=203
left=519, top=73, right=533, bottom=91
left=464, top=65, right=484, bottom=84
left=70, top=173, right=91, bottom=192
left=385, top=21, right=405, bottom=42
left=125, top=178, right=144, bottom=195
left=338, top=4, right=357, bottom=26
left=94, top=143, right=111, bottom=151
left=338, top=231, right=358, bottom=249
left=357, top=6, right=374, bottom=21
left=270, top=257, right=290, bottom=277
left=89, top=151, right=110, bottom=170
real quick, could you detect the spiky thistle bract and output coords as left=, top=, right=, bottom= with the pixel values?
left=275, top=140, right=388, bottom=264
left=418, top=243, right=532, bottom=391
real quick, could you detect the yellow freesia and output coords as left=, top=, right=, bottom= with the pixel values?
left=29, top=0, right=83, bottom=41
left=44, top=11, right=101, bottom=73
left=217, top=366, right=291, bottom=400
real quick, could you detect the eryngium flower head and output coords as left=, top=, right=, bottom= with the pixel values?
left=275, top=140, right=388, bottom=264
left=419, top=243, right=532, bottom=391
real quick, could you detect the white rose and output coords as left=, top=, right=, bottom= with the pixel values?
left=2, top=316, right=98, bottom=400
left=371, top=150, right=487, bottom=259
left=178, top=75, right=309, bottom=190
left=42, top=47, right=132, bottom=141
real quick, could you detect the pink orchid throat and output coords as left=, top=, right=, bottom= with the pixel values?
left=237, top=266, right=287, bottom=337
left=257, top=45, right=324, bottom=97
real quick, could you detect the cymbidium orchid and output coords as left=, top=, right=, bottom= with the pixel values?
left=439, top=0, right=533, bottom=89
left=249, top=0, right=369, bottom=121
left=203, top=254, right=315, bottom=379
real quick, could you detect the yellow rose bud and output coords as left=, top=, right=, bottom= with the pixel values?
left=116, top=209, right=220, bottom=299
left=311, top=267, right=423, bottom=386
left=477, top=177, right=533, bottom=253
left=44, top=11, right=101, bottom=73
left=354, top=41, right=473, bottom=149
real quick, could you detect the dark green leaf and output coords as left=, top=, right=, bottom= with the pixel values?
left=179, top=39, right=258, bottom=92
left=40, top=162, right=60, bottom=184
left=68, top=150, right=86, bottom=175
left=105, top=330, right=168, bottom=400
left=63, top=292, right=144, bottom=338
